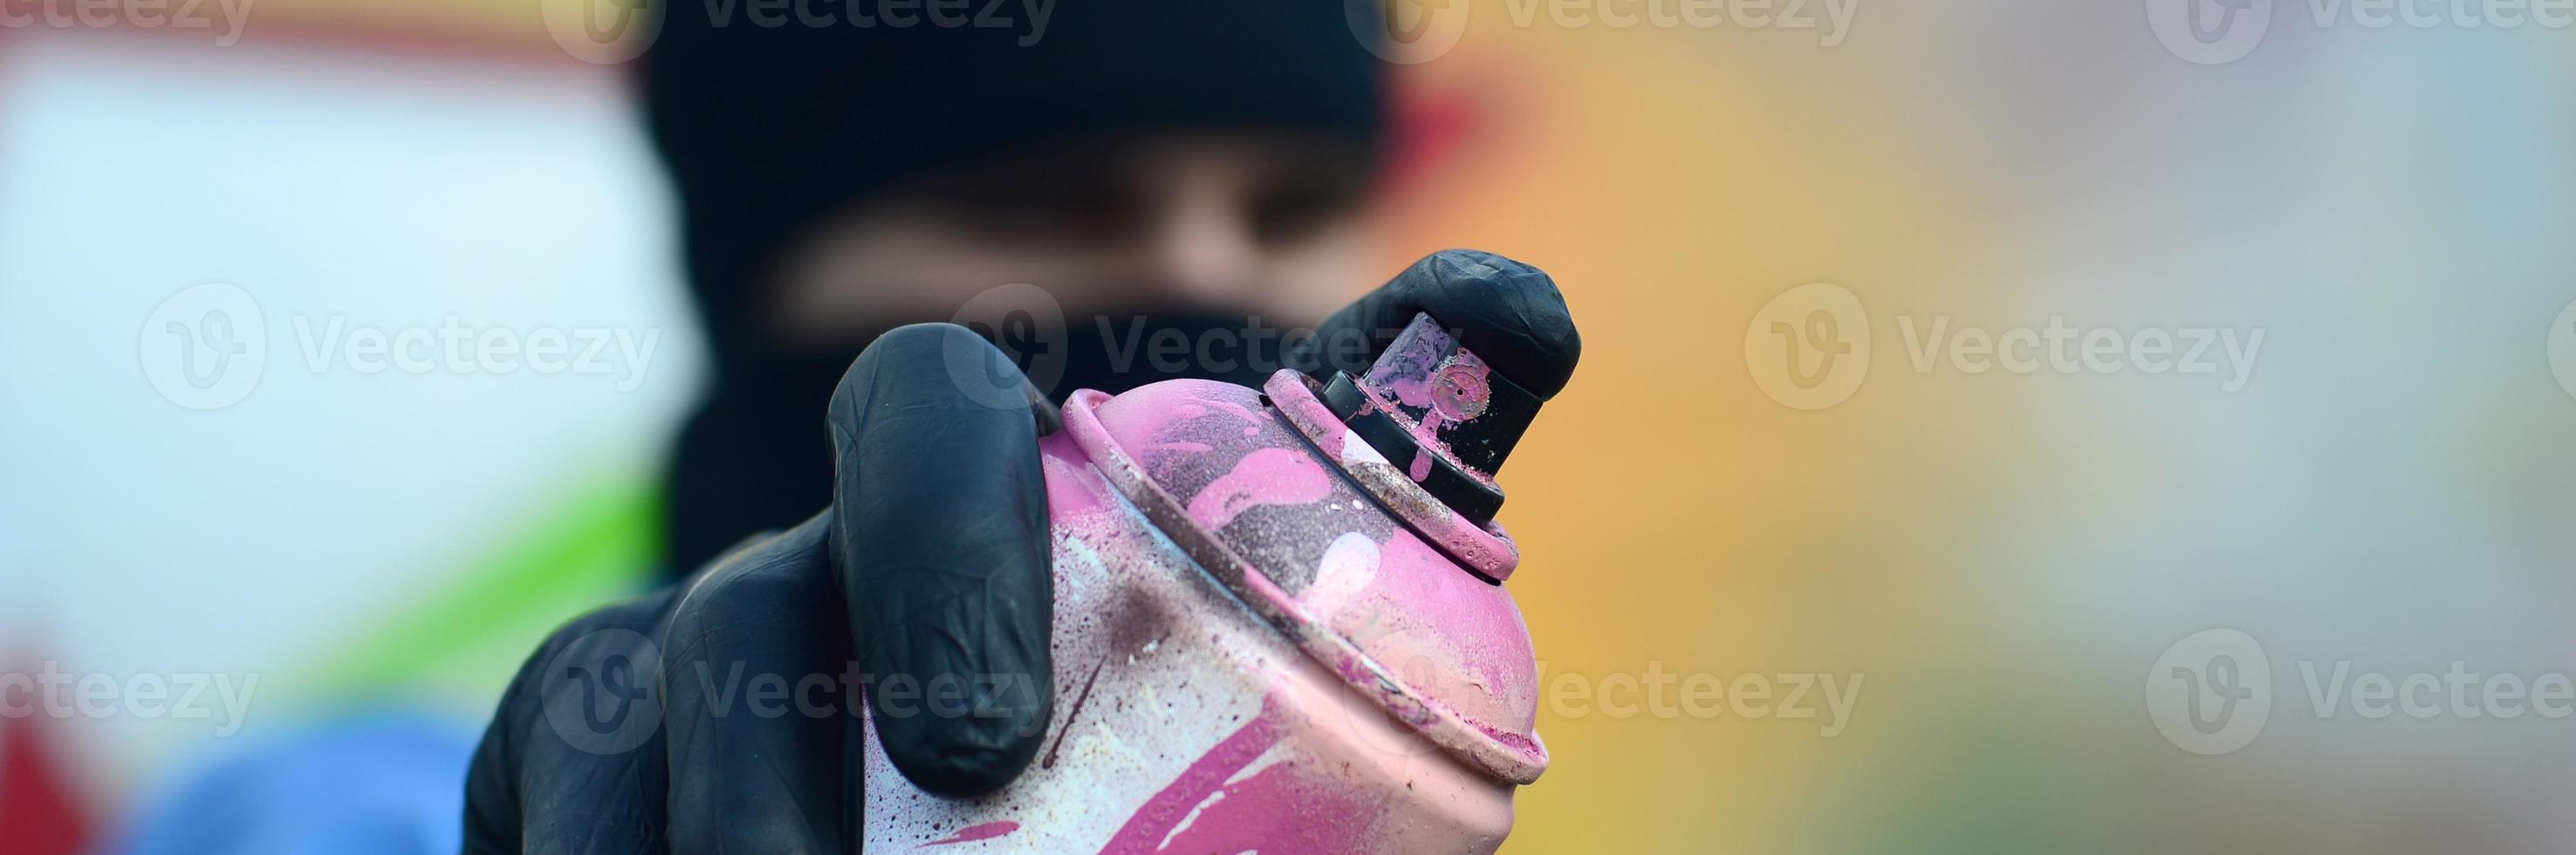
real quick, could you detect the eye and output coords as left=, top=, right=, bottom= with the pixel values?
left=959, top=174, right=1134, bottom=243
left=1250, top=175, right=1366, bottom=247
left=919, top=150, right=1142, bottom=245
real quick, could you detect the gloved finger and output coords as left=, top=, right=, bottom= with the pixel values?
left=659, top=515, right=852, bottom=853
left=463, top=591, right=679, bottom=855
left=1293, top=249, right=1583, bottom=400
left=826, top=323, right=1054, bottom=798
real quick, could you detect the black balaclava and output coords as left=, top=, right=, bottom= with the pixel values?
left=644, top=2, right=1390, bottom=573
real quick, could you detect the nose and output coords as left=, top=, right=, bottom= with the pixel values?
left=1139, top=168, right=1263, bottom=306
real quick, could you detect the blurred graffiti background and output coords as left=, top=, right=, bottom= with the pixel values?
left=3, top=0, right=2574, bottom=852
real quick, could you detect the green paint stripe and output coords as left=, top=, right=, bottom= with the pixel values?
left=306, top=475, right=661, bottom=704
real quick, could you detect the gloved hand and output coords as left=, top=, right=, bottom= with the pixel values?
left=461, top=249, right=1579, bottom=853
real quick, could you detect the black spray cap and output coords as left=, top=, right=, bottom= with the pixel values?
left=1319, top=312, right=1552, bottom=524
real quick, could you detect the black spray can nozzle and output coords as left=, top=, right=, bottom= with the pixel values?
left=1318, top=312, right=1549, bottom=524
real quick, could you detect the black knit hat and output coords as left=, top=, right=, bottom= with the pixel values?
left=640, top=1, right=1390, bottom=376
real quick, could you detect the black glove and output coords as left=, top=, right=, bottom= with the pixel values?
left=462, top=249, right=1579, bottom=853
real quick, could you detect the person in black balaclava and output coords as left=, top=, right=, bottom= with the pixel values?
left=653, top=2, right=1399, bottom=574
left=465, top=3, right=1582, bottom=851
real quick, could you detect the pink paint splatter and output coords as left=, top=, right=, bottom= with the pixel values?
left=1386, top=375, right=1435, bottom=408
left=1099, top=712, right=1282, bottom=854
left=1349, top=530, right=1538, bottom=732
left=1303, top=531, right=1380, bottom=616
left=1201, top=397, right=1270, bottom=436
left=1040, top=438, right=1109, bottom=517
left=1148, top=760, right=1374, bottom=853
left=917, top=820, right=1018, bottom=847
left=1098, top=707, right=1374, bottom=854
left=1185, top=447, right=1334, bottom=530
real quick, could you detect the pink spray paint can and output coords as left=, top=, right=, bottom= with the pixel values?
left=864, top=313, right=1555, bottom=852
